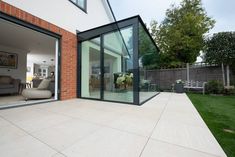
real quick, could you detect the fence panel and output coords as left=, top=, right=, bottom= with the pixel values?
left=141, top=65, right=235, bottom=91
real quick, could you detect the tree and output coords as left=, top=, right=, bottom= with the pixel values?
left=204, top=32, right=235, bottom=86
left=155, top=0, right=215, bottom=65
left=139, top=24, right=160, bottom=69
left=149, top=20, right=159, bottom=43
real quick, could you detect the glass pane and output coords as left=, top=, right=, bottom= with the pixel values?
left=81, top=37, right=101, bottom=99
left=77, top=0, right=85, bottom=9
left=103, top=26, right=134, bottom=103
left=139, top=23, right=160, bottom=104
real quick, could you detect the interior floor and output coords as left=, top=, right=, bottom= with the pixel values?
left=0, top=95, right=55, bottom=108
left=87, top=91, right=159, bottom=103
left=0, top=18, right=57, bottom=108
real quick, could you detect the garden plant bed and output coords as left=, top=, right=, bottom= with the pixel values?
left=187, top=93, right=235, bottom=157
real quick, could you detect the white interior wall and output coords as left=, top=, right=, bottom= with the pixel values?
left=81, top=42, right=90, bottom=97
left=26, top=52, right=55, bottom=80
left=26, top=61, right=34, bottom=80
left=0, top=45, right=28, bottom=82
left=33, top=64, right=55, bottom=78
left=81, top=40, right=122, bottom=96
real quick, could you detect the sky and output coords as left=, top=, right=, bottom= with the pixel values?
left=109, top=0, right=235, bottom=34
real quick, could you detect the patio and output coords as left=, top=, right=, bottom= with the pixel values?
left=0, top=93, right=227, bottom=157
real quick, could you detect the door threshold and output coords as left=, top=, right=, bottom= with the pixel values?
left=0, top=99, right=57, bottom=110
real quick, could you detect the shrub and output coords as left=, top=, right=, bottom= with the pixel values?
left=205, top=80, right=224, bottom=94
left=231, top=80, right=235, bottom=86
left=223, top=86, right=235, bottom=95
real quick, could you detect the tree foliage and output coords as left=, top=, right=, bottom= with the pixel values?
left=204, top=32, right=235, bottom=66
left=139, top=24, right=160, bottom=69
left=152, top=0, right=215, bottom=65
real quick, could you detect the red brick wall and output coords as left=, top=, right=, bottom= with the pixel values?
left=0, top=1, right=77, bottom=100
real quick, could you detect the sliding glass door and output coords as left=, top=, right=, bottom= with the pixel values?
left=80, top=26, right=134, bottom=103
left=78, top=16, right=160, bottom=105
left=81, top=37, right=101, bottom=99
left=103, top=26, right=134, bottom=103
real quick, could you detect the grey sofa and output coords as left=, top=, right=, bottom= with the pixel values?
left=32, top=79, right=55, bottom=94
left=0, top=75, right=21, bottom=95
left=22, top=79, right=52, bottom=100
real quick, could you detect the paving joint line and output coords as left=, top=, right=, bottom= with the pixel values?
left=151, top=138, right=223, bottom=157
left=55, top=124, right=105, bottom=154
left=35, top=104, right=153, bottom=138
left=0, top=114, right=68, bottom=157
left=138, top=93, right=173, bottom=157
left=16, top=106, right=151, bottom=148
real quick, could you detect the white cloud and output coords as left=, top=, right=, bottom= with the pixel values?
left=202, top=0, right=235, bottom=33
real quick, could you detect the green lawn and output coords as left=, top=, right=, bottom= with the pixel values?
left=187, top=93, right=235, bottom=157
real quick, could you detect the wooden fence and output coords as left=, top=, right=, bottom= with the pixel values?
left=141, top=65, right=235, bottom=90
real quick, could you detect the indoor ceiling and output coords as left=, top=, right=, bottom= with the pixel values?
left=90, top=47, right=117, bottom=61
left=0, top=19, right=57, bottom=64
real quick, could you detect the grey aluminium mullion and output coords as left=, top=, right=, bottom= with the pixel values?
left=76, top=16, right=159, bottom=105
left=57, top=39, right=62, bottom=100
left=100, top=35, right=104, bottom=100
left=77, top=41, right=82, bottom=97
left=133, top=20, right=140, bottom=105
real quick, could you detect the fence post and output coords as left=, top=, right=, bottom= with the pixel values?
left=222, top=63, right=225, bottom=86
left=187, top=63, right=190, bottom=82
left=226, top=65, right=230, bottom=86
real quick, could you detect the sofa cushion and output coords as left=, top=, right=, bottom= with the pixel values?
left=38, top=79, right=51, bottom=90
left=0, top=84, right=14, bottom=89
left=22, top=88, right=52, bottom=99
left=0, top=76, right=12, bottom=84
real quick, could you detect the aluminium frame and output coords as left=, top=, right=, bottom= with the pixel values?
left=77, top=16, right=159, bottom=105
left=0, top=12, right=62, bottom=109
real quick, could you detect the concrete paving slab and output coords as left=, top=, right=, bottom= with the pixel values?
left=62, top=127, right=148, bottom=157
left=32, top=118, right=101, bottom=151
left=0, top=92, right=227, bottom=157
left=141, top=139, right=219, bottom=157
left=0, top=123, right=27, bottom=145
left=0, top=135, right=56, bottom=157
left=151, top=93, right=227, bottom=157
left=0, top=117, right=11, bottom=127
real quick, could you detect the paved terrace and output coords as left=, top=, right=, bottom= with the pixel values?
left=0, top=93, right=227, bottom=157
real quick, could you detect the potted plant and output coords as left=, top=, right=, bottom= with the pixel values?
left=174, top=79, right=184, bottom=93
left=116, top=73, right=133, bottom=91
left=116, top=74, right=126, bottom=90
left=140, top=79, right=151, bottom=91
left=125, top=73, right=133, bottom=87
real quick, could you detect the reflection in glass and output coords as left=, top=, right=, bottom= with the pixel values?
left=71, top=0, right=85, bottom=9
left=79, top=17, right=160, bottom=105
left=139, top=23, right=160, bottom=104
left=81, top=37, right=101, bottom=99
left=103, top=26, right=134, bottom=103
left=77, top=0, right=85, bottom=8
